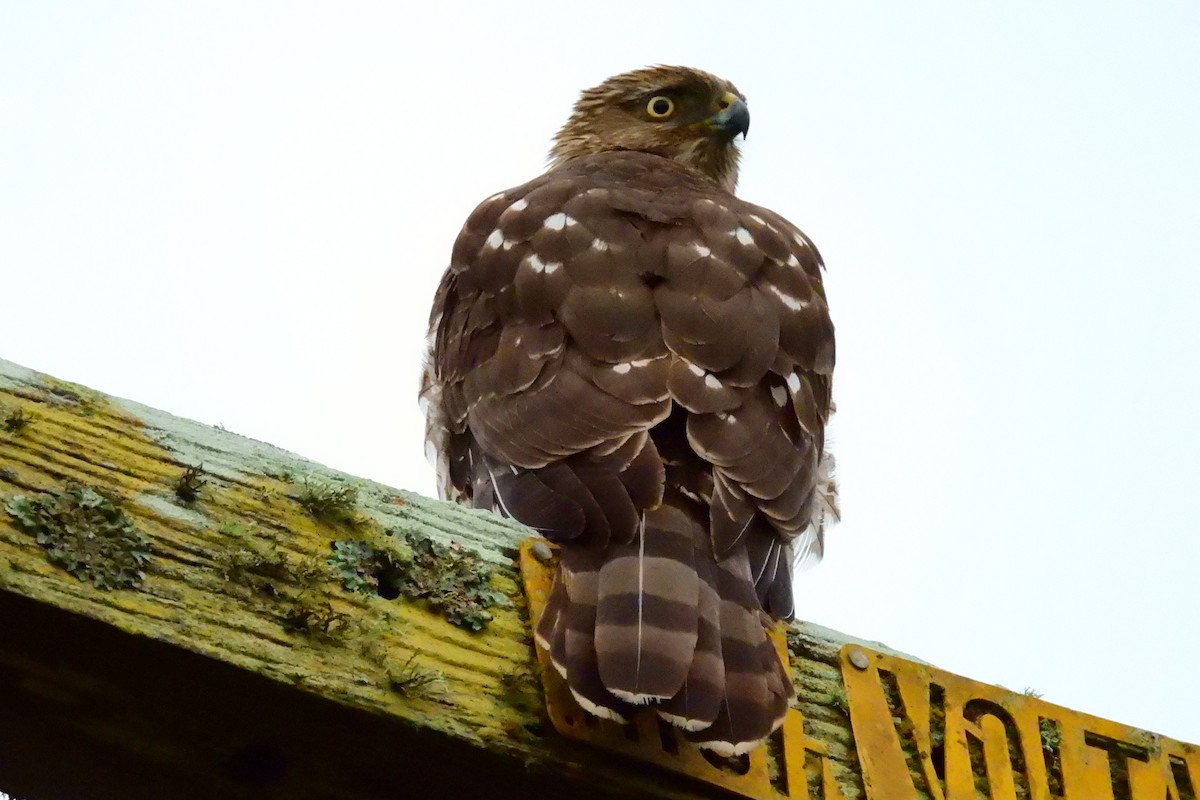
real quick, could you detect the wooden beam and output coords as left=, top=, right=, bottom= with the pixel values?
left=6, top=358, right=1195, bottom=800
left=0, top=358, right=868, bottom=799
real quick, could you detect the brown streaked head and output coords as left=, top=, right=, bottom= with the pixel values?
left=548, top=65, right=749, bottom=193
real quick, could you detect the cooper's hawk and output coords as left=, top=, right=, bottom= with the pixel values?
left=422, top=65, right=837, bottom=755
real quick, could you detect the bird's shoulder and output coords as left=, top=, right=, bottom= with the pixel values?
left=454, top=153, right=724, bottom=248
left=448, top=151, right=817, bottom=279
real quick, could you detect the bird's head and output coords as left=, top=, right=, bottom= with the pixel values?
left=549, top=65, right=749, bottom=193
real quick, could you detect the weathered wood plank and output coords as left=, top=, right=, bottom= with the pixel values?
left=0, top=357, right=879, bottom=800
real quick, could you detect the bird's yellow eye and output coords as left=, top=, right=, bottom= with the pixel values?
left=646, top=96, right=675, bottom=119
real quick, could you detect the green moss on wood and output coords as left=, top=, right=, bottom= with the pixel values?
left=295, top=478, right=360, bottom=525
left=329, top=529, right=510, bottom=632
left=2, top=405, right=34, bottom=434
left=282, top=596, right=353, bottom=642
left=173, top=464, right=206, bottom=504
left=5, top=483, right=152, bottom=590
left=386, top=651, right=447, bottom=699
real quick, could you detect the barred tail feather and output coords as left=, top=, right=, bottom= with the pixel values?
left=532, top=495, right=792, bottom=754
left=595, top=504, right=699, bottom=702
left=656, top=517, right=724, bottom=730
left=560, top=549, right=633, bottom=722
left=686, top=545, right=784, bottom=756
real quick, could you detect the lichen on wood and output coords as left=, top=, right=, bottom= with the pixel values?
left=5, top=482, right=152, bottom=590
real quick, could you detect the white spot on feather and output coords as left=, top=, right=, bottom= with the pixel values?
left=768, top=284, right=808, bottom=310
left=787, top=373, right=802, bottom=393
left=485, top=229, right=504, bottom=249
left=591, top=238, right=609, bottom=252
left=630, top=358, right=653, bottom=367
left=704, top=374, right=721, bottom=390
left=772, top=386, right=788, bottom=407
left=525, top=254, right=562, bottom=274
left=610, top=688, right=671, bottom=705
left=692, top=243, right=711, bottom=257
left=693, top=736, right=767, bottom=757
left=544, top=212, right=575, bottom=230
left=658, top=711, right=710, bottom=732
left=749, top=214, right=766, bottom=225
left=734, top=227, right=754, bottom=245
left=612, top=362, right=632, bottom=374
left=571, top=689, right=629, bottom=723
left=687, top=362, right=705, bottom=376
left=786, top=254, right=800, bottom=267
left=509, top=197, right=528, bottom=211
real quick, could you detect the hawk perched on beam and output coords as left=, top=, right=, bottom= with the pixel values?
left=422, top=65, right=837, bottom=755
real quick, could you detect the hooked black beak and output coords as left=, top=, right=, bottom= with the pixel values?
left=707, top=94, right=750, bottom=140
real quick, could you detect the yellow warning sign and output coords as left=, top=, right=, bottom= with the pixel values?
left=840, top=645, right=1199, bottom=800
left=519, top=537, right=1198, bottom=799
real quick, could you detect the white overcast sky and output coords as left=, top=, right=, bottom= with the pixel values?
left=3, top=1, right=1198, bottom=747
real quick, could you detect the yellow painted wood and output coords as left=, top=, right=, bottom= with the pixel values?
left=0, top=357, right=864, bottom=798
left=0, top=366, right=529, bottom=746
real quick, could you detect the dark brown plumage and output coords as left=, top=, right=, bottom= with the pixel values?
left=421, top=65, right=837, bottom=755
